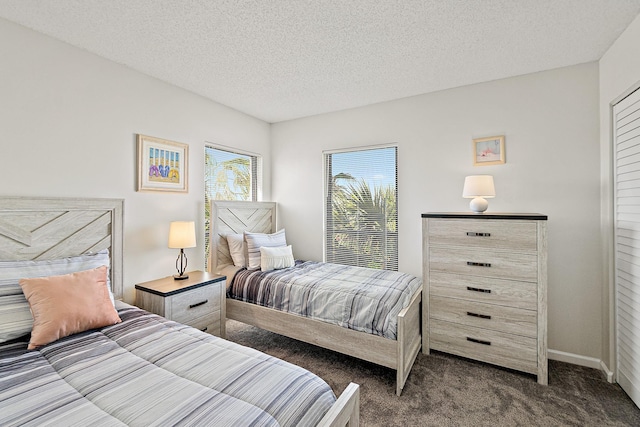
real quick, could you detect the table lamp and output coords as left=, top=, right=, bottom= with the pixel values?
left=168, top=221, right=196, bottom=280
left=462, top=175, right=495, bottom=213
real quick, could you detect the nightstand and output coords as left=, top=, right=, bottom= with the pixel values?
left=135, top=271, right=226, bottom=338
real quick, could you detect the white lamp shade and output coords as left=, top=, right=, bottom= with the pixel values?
left=462, top=175, right=496, bottom=198
left=168, top=221, right=196, bottom=249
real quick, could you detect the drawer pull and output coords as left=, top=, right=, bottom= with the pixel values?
left=467, top=337, right=491, bottom=346
left=467, top=261, right=491, bottom=268
left=467, top=286, right=491, bottom=294
left=201, top=327, right=208, bottom=332
left=467, top=311, right=491, bottom=320
left=189, top=300, right=208, bottom=309
left=466, top=232, right=491, bottom=237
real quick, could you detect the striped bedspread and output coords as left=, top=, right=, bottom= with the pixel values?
left=228, top=261, right=422, bottom=340
left=0, top=304, right=336, bottom=427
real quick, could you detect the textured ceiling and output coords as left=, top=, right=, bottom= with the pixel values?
left=1, top=0, right=639, bottom=123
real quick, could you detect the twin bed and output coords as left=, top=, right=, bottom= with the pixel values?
left=211, top=201, right=422, bottom=396
left=0, top=197, right=359, bottom=426
left=0, top=196, right=422, bottom=425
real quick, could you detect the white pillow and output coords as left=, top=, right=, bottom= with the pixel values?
left=260, top=245, right=295, bottom=272
left=226, top=233, right=246, bottom=267
left=244, top=229, right=287, bottom=270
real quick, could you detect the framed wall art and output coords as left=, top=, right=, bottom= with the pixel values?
left=137, top=134, right=189, bottom=193
left=473, top=135, right=505, bottom=166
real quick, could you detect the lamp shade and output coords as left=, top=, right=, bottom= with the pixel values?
left=462, top=175, right=496, bottom=198
left=168, top=221, right=196, bottom=249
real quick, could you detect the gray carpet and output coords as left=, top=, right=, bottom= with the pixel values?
left=226, top=320, right=640, bottom=426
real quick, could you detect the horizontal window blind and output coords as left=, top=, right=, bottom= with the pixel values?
left=205, top=146, right=257, bottom=202
left=204, top=145, right=259, bottom=270
left=324, top=146, right=398, bottom=271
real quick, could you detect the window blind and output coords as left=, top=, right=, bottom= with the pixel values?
left=204, top=146, right=258, bottom=201
left=204, top=145, right=259, bottom=269
left=324, top=146, right=398, bottom=271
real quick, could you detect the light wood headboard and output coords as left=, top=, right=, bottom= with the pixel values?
left=0, top=197, right=124, bottom=299
left=210, top=201, right=276, bottom=273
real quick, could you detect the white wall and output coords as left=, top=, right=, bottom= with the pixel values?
left=0, top=18, right=271, bottom=302
left=599, top=14, right=640, bottom=370
left=272, top=63, right=602, bottom=359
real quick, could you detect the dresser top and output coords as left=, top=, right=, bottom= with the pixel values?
left=422, top=212, right=548, bottom=220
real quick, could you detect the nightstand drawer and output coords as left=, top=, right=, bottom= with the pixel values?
left=430, top=319, right=538, bottom=374
left=188, top=313, right=221, bottom=335
left=430, top=295, right=537, bottom=337
left=429, top=272, right=537, bottom=310
left=429, top=247, right=537, bottom=282
left=428, top=219, right=537, bottom=251
left=171, top=285, right=220, bottom=325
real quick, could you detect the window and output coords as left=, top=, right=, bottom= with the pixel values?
left=205, top=146, right=258, bottom=201
left=204, top=145, right=259, bottom=269
left=324, top=146, right=398, bottom=271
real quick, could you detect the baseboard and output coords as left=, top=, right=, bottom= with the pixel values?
left=549, top=349, right=615, bottom=383
left=601, top=360, right=615, bottom=383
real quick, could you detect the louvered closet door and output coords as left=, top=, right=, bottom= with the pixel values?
left=615, top=86, right=640, bottom=408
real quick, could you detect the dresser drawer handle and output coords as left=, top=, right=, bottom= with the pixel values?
left=466, top=232, right=491, bottom=237
left=467, top=337, right=491, bottom=346
left=467, top=286, right=491, bottom=294
left=189, top=300, right=208, bottom=309
left=467, top=311, right=491, bottom=320
left=201, top=327, right=208, bottom=332
left=467, top=261, right=491, bottom=267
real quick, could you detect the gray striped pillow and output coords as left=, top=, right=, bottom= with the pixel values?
left=0, top=250, right=112, bottom=343
left=244, top=229, right=287, bottom=270
left=0, top=294, right=34, bottom=343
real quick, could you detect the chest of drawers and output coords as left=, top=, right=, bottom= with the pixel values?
left=135, top=271, right=226, bottom=338
left=422, top=213, right=548, bottom=384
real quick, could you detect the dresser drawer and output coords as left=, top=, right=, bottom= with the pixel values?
left=170, top=285, right=220, bottom=325
left=430, top=295, right=537, bottom=337
left=428, top=219, right=537, bottom=251
left=429, top=247, right=537, bottom=282
left=429, top=272, right=537, bottom=310
left=430, top=319, right=538, bottom=374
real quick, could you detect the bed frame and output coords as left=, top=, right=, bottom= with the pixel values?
left=210, top=200, right=422, bottom=396
left=0, top=196, right=358, bottom=427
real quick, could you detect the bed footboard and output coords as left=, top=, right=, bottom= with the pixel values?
left=227, top=290, right=422, bottom=396
left=227, top=299, right=397, bottom=368
left=317, top=382, right=360, bottom=427
left=396, top=288, right=422, bottom=396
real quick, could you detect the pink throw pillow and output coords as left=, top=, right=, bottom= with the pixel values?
left=19, top=266, right=121, bottom=350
